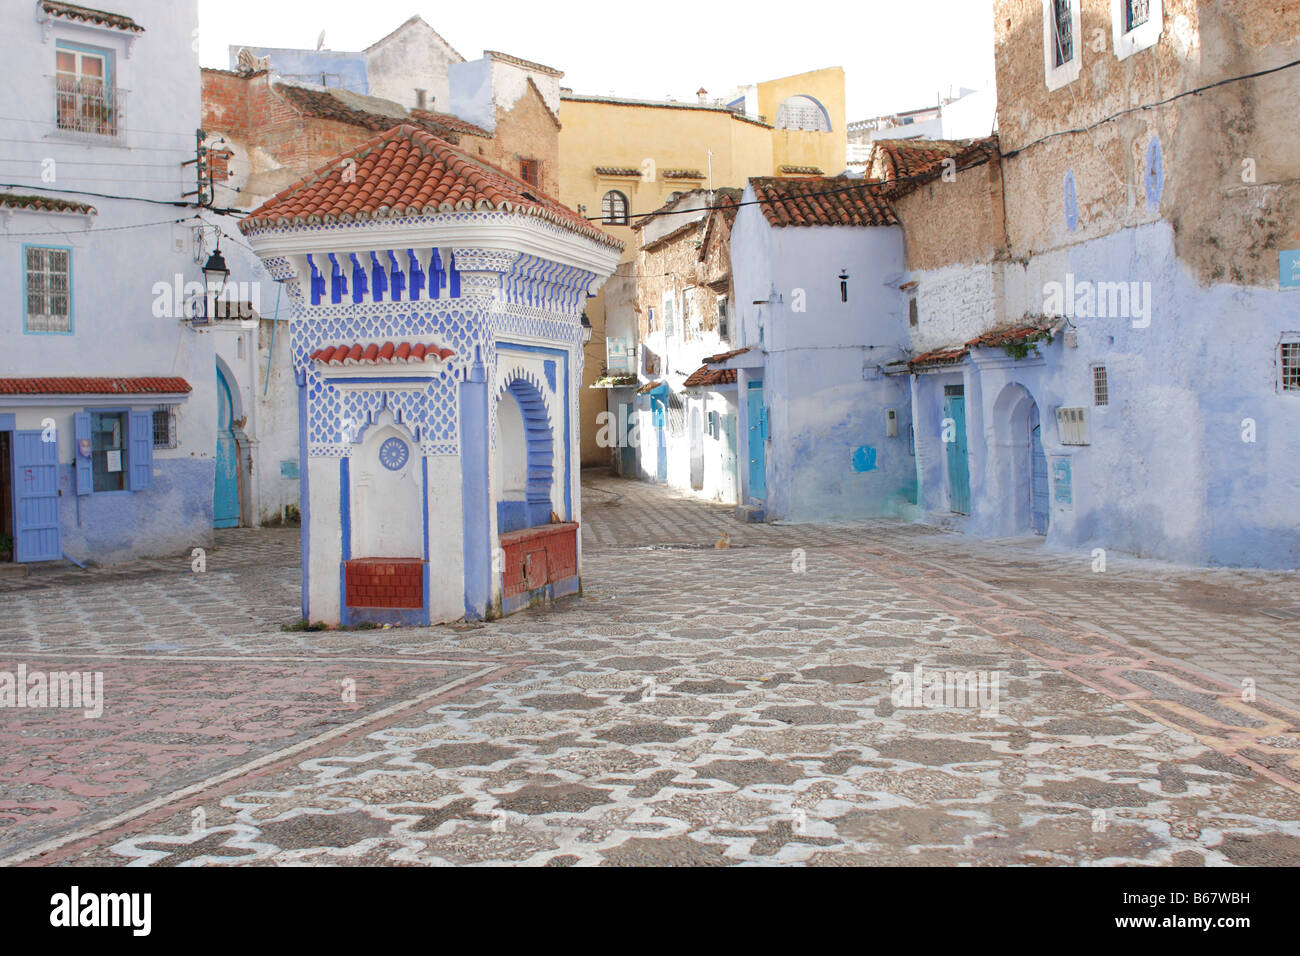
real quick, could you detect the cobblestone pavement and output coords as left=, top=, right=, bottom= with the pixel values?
left=1, top=471, right=1298, bottom=866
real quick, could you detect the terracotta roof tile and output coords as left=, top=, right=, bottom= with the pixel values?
left=636, top=380, right=665, bottom=394
left=40, top=1, right=144, bottom=33
left=701, top=347, right=750, bottom=365
left=749, top=177, right=897, bottom=228
left=663, top=169, right=706, bottom=180
left=0, top=377, right=189, bottom=395
left=241, top=124, right=622, bottom=250
left=908, top=348, right=968, bottom=371
left=875, top=135, right=1001, bottom=196
left=595, top=166, right=642, bottom=177
left=966, top=321, right=1055, bottom=350
left=683, top=366, right=738, bottom=388
left=310, top=342, right=455, bottom=365
left=780, top=165, right=823, bottom=175
left=0, top=193, right=95, bottom=215
left=275, top=84, right=475, bottom=142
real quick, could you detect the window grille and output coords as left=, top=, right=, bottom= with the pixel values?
left=602, top=190, right=629, bottom=225
left=1125, top=0, right=1150, bottom=31
left=25, top=247, right=70, bottom=332
left=1052, top=0, right=1075, bottom=67
left=1281, top=342, right=1300, bottom=393
left=1092, top=365, right=1109, bottom=406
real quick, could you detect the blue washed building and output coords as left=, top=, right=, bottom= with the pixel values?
left=241, top=125, right=620, bottom=625
left=0, top=0, right=218, bottom=567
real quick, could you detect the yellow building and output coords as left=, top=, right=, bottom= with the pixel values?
left=557, top=68, right=846, bottom=465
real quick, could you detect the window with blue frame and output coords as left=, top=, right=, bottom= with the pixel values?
left=75, top=410, right=153, bottom=495
left=90, top=412, right=127, bottom=491
left=24, top=246, right=71, bottom=333
left=56, top=41, right=118, bottom=137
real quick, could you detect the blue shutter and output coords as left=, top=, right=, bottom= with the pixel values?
left=128, top=411, right=153, bottom=490
left=74, top=412, right=92, bottom=495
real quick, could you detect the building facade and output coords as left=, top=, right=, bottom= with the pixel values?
left=241, top=125, right=619, bottom=625
left=891, top=0, right=1300, bottom=569
left=0, top=0, right=217, bottom=567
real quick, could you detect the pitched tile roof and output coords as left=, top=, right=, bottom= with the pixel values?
left=780, top=165, right=823, bottom=175
left=275, top=84, right=477, bottom=142
left=40, top=1, right=144, bottom=33
left=748, top=177, right=898, bottom=228
left=907, top=319, right=1056, bottom=372
left=0, top=193, right=95, bottom=215
left=636, top=380, right=665, bottom=394
left=683, top=366, right=738, bottom=388
left=701, top=347, right=750, bottom=364
left=240, top=125, right=622, bottom=250
left=874, top=135, right=1001, bottom=196
left=0, top=377, right=190, bottom=395
left=310, top=342, right=455, bottom=365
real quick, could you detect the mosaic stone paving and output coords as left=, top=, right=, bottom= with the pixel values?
left=1, top=473, right=1298, bottom=866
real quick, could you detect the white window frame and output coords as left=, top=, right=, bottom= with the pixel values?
left=1042, top=0, right=1082, bottom=91
left=1280, top=334, right=1300, bottom=395
left=1111, top=0, right=1163, bottom=61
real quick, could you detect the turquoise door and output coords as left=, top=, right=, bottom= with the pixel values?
left=746, top=383, right=766, bottom=500
left=944, top=386, right=971, bottom=515
left=214, top=366, right=240, bottom=529
left=1030, top=405, right=1049, bottom=535
left=13, top=430, right=61, bottom=562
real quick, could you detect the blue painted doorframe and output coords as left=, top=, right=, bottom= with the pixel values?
left=746, top=382, right=766, bottom=500
left=944, top=386, right=971, bottom=515
left=214, top=365, right=240, bottom=529
left=1030, top=404, right=1049, bottom=535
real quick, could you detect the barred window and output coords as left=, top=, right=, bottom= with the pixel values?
left=1281, top=341, right=1300, bottom=393
left=1125, top=0, right=1150, bottom=31
left=1093, top=365, right=1109, bottom=406
left=25, top=246, right=71, bottom=332
left=153, top=407, right=176, bottom=449
left=1053, top=0, right=1075, bottom=67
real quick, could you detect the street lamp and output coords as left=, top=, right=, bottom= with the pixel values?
left=202, top=243, right=230, bottom=320
left=581, top=310, right=593, bottom=345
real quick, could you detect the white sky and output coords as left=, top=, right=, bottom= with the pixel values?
left=197, top=0, right=995, bottom=121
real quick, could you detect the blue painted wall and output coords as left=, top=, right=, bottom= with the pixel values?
left=233, top=47, right=369, bottom=94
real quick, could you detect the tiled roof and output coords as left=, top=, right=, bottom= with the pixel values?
left=636, top=380, right=665, bottom=394
left=40, top=1, right=144, bottom=33
left=0, top=377, right=189, bottom=395
left=275, top=84, right=471, bottom=142
left=595, top=166, right=642, bottom=177
left=663, top=169, right=706, bottom=180
left=748, top=177, right=898, bottom=228
left=240, top=125, right=622, bottom=250
left=907, top=319, right=1055, bottom=372
left=780, top=165, right=823, bottom=175
left=0, top=193, right=95, bottom=215
left=701, top=347, right=750, bottom=364
left=683, top=366, right=738, bottom=388
left=310, top=342, right=455, bottom=365
left=966, top=321, right=1055, bottom=350
left=409, top=108, right=490, bottom=138
left=875, top=135, right=1001, bottom=195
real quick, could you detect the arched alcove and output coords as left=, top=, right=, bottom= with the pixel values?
left=990, top=382, right=1048, bottom=536
left=351, top=414, right=423, bottom=558
left=496, top=376, right=553, bottom=533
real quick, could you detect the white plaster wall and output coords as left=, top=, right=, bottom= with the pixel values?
left=425, top=455, right=465, bottom=623
left=364, top=21, right=461, bottom=111
left=448, top=59, right=494, bottom=133
left=307, top=455, right=341, bottom=623
left=910, top=263, right=999, bottom=353
left=351, top=422, right=423, bottom=558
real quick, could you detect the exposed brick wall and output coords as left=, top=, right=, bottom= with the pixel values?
left=500, top=523, right=577, bottom=598
left=490, top=81, right=561, bottom=197
left=345, top=558, right=424, bottom=609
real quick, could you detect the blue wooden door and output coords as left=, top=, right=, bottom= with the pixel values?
left=746, top=383, right=766, bottom=500
left=214, top=366, right=240, bottom=528
left=1030, top=405, right=1049, bottom=535
left=13, top=430, right=61, bottom=562
left=944, top=387, right=971, bottom=515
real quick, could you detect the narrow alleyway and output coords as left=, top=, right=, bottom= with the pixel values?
left=1, top=471, right=1298, bottom=866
